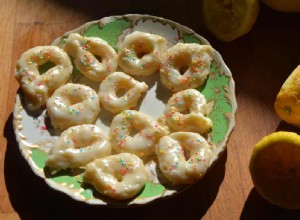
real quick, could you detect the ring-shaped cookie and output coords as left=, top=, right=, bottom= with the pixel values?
left=46, top=83, right=100, bottom=130
left=15, top=46, right=72, bottom=111
left=83, top=153, right=147, bottom=200
left=110, top=110, right=169, bottom=157
left=160, top=43, right=214, bottom=92
left=164, top=89, right=212, bottom=134
left=46, top=124, right=111, bottom=171
left=64, top=33, right=117, bottom=81
left=98, top=72, right=148, bottom=114
left=117, top=31, right=166, bottom=76
left=156, top=132, right=213, bottom=184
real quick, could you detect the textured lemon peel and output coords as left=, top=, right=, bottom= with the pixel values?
left=274, top=65, right=300, bottom=127
left=202, top=0, right=260, bottom=42
left=250, top=131, right=300, bottom=209
left=262, top=0, right=300, bottom=13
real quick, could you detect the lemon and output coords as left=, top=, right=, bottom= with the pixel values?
left=250, top=131, right=300, bottom=209
left=202, top=0, right=260, bottom=42
left=274, top=65, right=300, bottom=127
left=262, top=0, right=300, bottom=13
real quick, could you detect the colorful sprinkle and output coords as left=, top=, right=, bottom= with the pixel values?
left=125, top=49, right=136, bottom=61
left=108, top=185, right=116, bottom=192
left=119, top=158, right=133, bottom=175
left=80, top=54, right=96, bottom=70
left=122, top=111, right=134, bottom=121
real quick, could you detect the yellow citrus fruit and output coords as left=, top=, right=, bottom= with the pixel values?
left=274, top=65, right=300, bottom=127
left=249, top=131, right=300, bottom=209
left=262, top=0, right=300, bottom=12
left=202, top=0, right=260, bottom=42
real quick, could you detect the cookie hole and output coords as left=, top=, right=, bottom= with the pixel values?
left=133, top=41, right=153, bottom=59
left=74, top=142, right=93, bottom=150
left=38, top=61, right=56, bottom=75
left=136, top=52, right=147, bottom=59
left=114, top=172, right=123, bottom=182
left=116, top=88, right=127, bottom=98
left=67, top=95, right=85, bottom=105
left=178, top=106, right=189, bottom=115
left=94, top=55, right=102, bottom=63
left=184, top=149, right=191, bottom=161
left=179, top=65, right=189, bottom=75
left=180, top=109, right=190, bottom=115
left=129, top=127, right=140, bottom=138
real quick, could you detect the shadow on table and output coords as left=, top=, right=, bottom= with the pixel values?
left=4, top=113, right=226, bottom=220
left=276, top=120, right=300, bottom=133
left=241, top=188, right=300, bottom=220
left=239, top=121, right=300, bottom=220
left=54, top=0, right=207, bottom=34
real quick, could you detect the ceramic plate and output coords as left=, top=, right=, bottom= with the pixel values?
left=13, top=14, right=237, bottom=206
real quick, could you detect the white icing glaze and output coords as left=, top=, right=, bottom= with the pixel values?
left=83, top=153, right=147, bottom=200
left=64, top=33, right=117, bottom=81
left=164, top=89, right=212, bottom=134
left=98, top=72, right=148, bottom=114
left=46, top=83, right=100, bottom=130
left=156, top=132, right=212, bottom=184
left=46, top=124, right=111, bottom=170
left=117, top=31, right=166, bottom=76
left=160, top=43, right=214, bottom=92
left=15, top=46, right=72, bottom=111
left=110, top=110, right=169, bottom=158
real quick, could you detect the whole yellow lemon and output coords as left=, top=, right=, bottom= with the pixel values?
left=250, top=131, right=300, bottom=209
left=274, top=66, right=300, bottom=127
left=262, top=0, right=300, bottom=12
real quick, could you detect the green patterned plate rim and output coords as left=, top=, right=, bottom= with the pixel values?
left=13, top=14, right=237, bottom=206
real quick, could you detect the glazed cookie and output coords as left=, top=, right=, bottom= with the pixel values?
left=46, top=124, right=111, bottom=171
left=15, top=46, right=72, bottom=111
left=63, top=33, right=117, bottom=81
left=164, top=89, right=212, bottom=134
left=156, top=132, right=213, bottom=184
left=83, top=153, right=147, bottom=200
left=110, top=110, right=169, bottom=158
left=46, top=83, right=100, bottom=130
left=98, top=72, right=148, bottom=114
left=117, top=31, right=167, bottom=76
left=160, top=43, right=214, bottom=92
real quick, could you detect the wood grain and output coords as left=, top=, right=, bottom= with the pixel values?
left=1, top=0, right=300, bottom=219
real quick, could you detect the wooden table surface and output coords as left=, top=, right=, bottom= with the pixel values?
left=1, top=0, right=300, bottom=219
